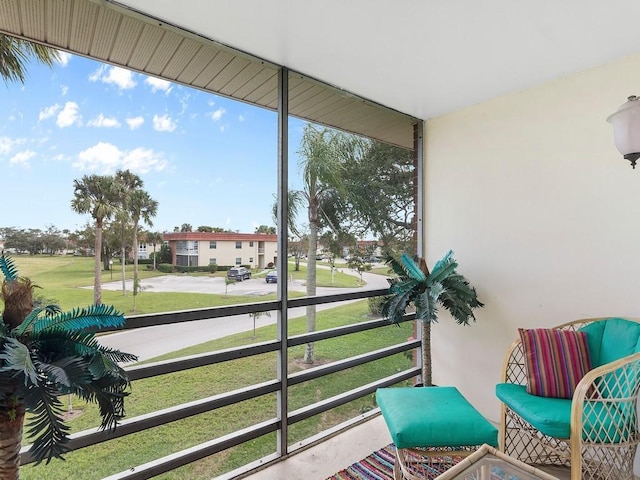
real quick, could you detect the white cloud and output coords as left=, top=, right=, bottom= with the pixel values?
left=0, top=136, right=26, bottom=155
left=88, top=113, right=121, bottom=128
left=126, top=116, right=144, bottom=130
left=208, top=107, right=226, bottom=122
left=179, top=92, right=190, bottom=115
left=89, top=65, right=136, bottom=90
left=73, top=142, right=168, bottom=174
left=145, top=76, right=173, bottom=94
left=238, top=115, right=245, bottom=122
left=152, top=114, right=177, bottom=132
left=124, top=147, right=169, bottom=173
left=0, top=137, right=14, bottom=154
left=39, top=103, right=61, bottom=121
left=56, top=102, right=81, bottom=128
left=10, top=150, right=35, bottom=168
left=57, top=51, right=72, bottom=66
left=61, top=85, right=69, bottom=96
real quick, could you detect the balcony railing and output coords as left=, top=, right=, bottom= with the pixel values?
left=19, top=288, right=419, bottom=480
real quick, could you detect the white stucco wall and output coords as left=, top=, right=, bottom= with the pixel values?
left=424, top=53, right=640, bottom=427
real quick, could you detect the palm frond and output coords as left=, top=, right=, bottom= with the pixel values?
left=381, top=287, right=416, bottom=323
left=0, top=337, right=39, bottom=385
left=32, top=329, right=102, bottom=357
left=38, top=356, right=93, bottom=390
left=71, top=370, right=130, bottom=431
left=23, top=380, right=70, bottom=463
left=13, top=306, right=46, bottom=337
left=399, top=253, right=427, bottom=281
left=428, top=250, right=458, bottom=284
left=95, top=344, right=138, bottom=364
left=414, top=284, right=442, bottom=322
left=0, top=251, right=19, bottom=281
left=32, top=304, right=125, bottom=334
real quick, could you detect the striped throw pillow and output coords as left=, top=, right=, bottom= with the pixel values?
left=518, top=328, right=592, bottom=399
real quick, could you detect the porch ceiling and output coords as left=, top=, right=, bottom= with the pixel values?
left=2, top=1, right=640, bottom=149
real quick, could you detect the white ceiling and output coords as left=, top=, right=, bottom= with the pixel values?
left=115, top=0, right=640, bottom=121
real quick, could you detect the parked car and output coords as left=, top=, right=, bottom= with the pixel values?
left=227, top=266, right=251, bottom=281
left=266, top=270, right=278, bottom=283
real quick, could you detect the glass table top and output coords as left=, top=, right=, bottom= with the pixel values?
left=435, top=444, right=561, bottom=480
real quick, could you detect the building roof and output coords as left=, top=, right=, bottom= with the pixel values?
left=162, top=232, right=277, bottom=242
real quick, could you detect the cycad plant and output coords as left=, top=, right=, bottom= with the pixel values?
left=382, top=250, right=483, bottom=386
left=0, top=253, right=137, bottom=479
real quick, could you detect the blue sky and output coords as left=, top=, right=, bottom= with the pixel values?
left=0, top=52, right=306, bottom=234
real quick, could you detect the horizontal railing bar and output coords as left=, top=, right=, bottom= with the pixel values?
left=127, top=316, right=415, bottom=381
left=102, top=300, right=281, bottom=332
left=102, top=418, right=280, bottom=480
left=126, top=340, right=280, bottom=380
left=288, top=340, right=421, bottom=385
left=287, top=315, right=414, bottom=347
left=20, top=380, right=280, bottom=464
left=287, top=288, right=389, bottom=309
left=288, top=368, right=420, bottom=425
left=99, top=288, right=390, bottom=333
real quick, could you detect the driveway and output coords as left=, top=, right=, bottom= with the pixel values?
left=99, top=268, right=390, bottom=362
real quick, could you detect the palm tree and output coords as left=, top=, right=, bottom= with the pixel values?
left=0, top=253, right=136, bottom=479
left=382, top=251, right=484, bottom=386
left=128, top=189, right=158, bottom=305
left=0, top=34, right=59, bottom=85
left=145, top=231, right=164, bottom=270
left=71, top=175, right=122, bottom=305
left=114, top=170, right=144, bottom=295
left=295, top=124, right=346, bottom=364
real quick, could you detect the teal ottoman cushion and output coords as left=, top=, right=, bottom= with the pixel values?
left=376, top=386, right=498, bottom=449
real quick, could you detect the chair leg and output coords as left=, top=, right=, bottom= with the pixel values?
left=394, top=448, right=403, bottom=480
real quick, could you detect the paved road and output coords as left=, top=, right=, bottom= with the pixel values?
left=99, top=268, right=390, bottom=362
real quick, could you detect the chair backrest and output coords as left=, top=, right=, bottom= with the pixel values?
left=580, top=318, right=640, bottom=368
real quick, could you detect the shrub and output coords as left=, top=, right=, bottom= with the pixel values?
left=208, top=263, right=218, bottom=273
left=267, top=262, right=274, bottom=268
left=367, top=295, right=391, bottom=316
left=158, top=263, right=174, bottom=273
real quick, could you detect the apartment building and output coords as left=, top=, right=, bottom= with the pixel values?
left=162, top=232, right=278, bottom=269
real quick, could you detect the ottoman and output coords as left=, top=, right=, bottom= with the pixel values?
left=376, top=386, right=498, bottom=480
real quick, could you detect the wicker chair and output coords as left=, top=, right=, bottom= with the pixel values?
left=496, top=317, right=640, bottom=480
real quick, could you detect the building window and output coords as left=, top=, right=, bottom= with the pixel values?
left=249, top=241, right=254, bottom=247
left=249, top=257, right=254, bottom=263
left=209, top=258, right=217, bottom=265
left=209, top=241, right=217, bottom=249
left=235, top=257, right=242, bottom=265
left=235, top=241, right=242, bottom=249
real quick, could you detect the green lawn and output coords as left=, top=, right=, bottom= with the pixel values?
left=19, top=301, right=412, bottom=480
left=3, top=255, right=365, bottom=315
left=3, top=255, right=405, bottom=479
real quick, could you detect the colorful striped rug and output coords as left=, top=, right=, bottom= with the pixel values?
left=325, top=444, right=395, bottom=480
left=326, top=444, right=534, bottom=480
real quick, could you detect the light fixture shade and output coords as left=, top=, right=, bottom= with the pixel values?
left=607, top=96, right=640, bottom=162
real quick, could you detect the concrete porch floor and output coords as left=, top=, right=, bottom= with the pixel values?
left=241, top=414, right=392, bottom=480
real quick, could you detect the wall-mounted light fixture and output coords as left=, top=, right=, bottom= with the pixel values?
left=607, top=95, right=640, bottom=169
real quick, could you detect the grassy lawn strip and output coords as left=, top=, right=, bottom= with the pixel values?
left=5, top=256, right=364, bottom=315
left=19, top=300, right=412, bottom=480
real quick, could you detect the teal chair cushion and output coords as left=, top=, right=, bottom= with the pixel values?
left=496, top=382, right=631, bottom=442
left=496, top=383, right=571, bottom=438
left=581, top=318, right=640, bottom=367
left=376, top=386, right=498, bottom=449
